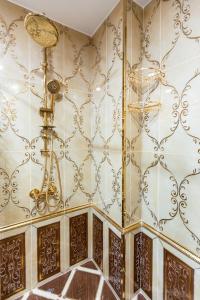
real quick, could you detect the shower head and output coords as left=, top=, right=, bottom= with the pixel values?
left=47, top=80, right=60, bottom=94
left=24, top=13, right=59, bottom=48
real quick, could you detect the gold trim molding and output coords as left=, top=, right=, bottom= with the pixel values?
left=91, top=205, right=123, bottom=232
left=94, top=208, right=200, bottom=265
left=124, top=220, right=200, bottom=265
left=141, top=222, right=200, bottom=265
left=0, top=203, right=91, bottom=233
left=0, top=203, right=121, bottom=234
left=123, top=221, right=141, bottom=234
left=122, top=0, right=127, bottom=229
left=1, top=203, right=200, bottom=265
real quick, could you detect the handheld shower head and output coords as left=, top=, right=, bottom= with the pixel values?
left=47, top=79, right=60, bottom=94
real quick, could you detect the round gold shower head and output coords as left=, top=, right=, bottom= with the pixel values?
left=47, top=79, right=60, bottom=94
left=24, top=13, right=59, bottom=48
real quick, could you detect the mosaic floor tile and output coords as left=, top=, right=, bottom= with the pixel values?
left=39, top=271, right=71, bottom=295
left=65, top=270, right=100, bottom=299
left=14, top=260, right=118, bottom=300
left=101, top=282, right=117, bottom=300
left=27, top=294, right=48, bottom=300
left=81, top=260, right=98, bottom=270
left=138, top=294, right=146, bottom=300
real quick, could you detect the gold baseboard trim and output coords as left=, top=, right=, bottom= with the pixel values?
left=122, top=220, right=200, bottom=265
left=92, top=206, right=141, bottom=234
left=1, top=203, right=200, bottom=265
left=0, top=203, right=91, bottom=233
left=92, top=207, right=200, bottom=264
left=92, top=205, right=123, bottom=232
left=123, top=221, right=142, bottom=234
left=141, top=222, right=200, bottom=265
left=0, top=203, right=120, bottom=234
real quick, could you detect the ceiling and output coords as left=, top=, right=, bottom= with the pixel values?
left=134, top=0, right=152, bottom=7
left=8, top=0, right=152, bottom=36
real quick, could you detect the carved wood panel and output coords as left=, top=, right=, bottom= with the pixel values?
left=109, top=229, right=122, bottom=298
left=93, top=214, right=103, bottom=270
left=0, top=233, right=25, bottom=299
left=37, top=222, right=60, bottom=281
left=70, top=213, right=88, bottom=265
left=134, top=232, right=152, bottom=299
left=164, top=250, right=194, bottom=300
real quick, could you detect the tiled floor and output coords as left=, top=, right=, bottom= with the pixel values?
left=16, top=260, right=118, bottom=300
left=137, top=294, right=146, bottom=300
left=132, top=293, right=147, bottom=300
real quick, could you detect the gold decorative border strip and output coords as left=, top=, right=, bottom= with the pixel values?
left=123, top=221, right=141, bottom=234
left=122, top=2, right=128, bottom=297
left=141, top=222, right=200, bottom=265
left=124, top=221, right=200, bottom=265
left=93, top=207, right=200, bottom=266
left=92, top=208, right=200, bottom=265
left=92, top=205, right=123, bottom=232
left=122, top=0, right=127, bottom=229
left=1, top=203, right=200, bottom=265
left=0, top=203, right=91, bottom=233
left=0, top=203, right=121, bottom=234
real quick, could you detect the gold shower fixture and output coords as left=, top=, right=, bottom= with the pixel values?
left=25, top=13, right=63, bottom=214
left=24, top=13, right=59, bottom=48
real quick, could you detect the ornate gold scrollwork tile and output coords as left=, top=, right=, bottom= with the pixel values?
left=0, top=233, right=26, bottom=299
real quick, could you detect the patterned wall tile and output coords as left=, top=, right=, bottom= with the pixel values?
left=70, top=213, right=88, bottom=265
left=93, top=214, right=103, bottom=270
left=0, top=233, right=25, bottom=299
left=124, top=0, right=200, bottom=257
left=164, top=249, right=194, bottom=300
left=0, top=0, right=123, bottom=230
left=109, top=229, right=122, bottom=298
left=37, top=222, right=60, bottom=281
left=134, top=232, right=152, bottom=299
left=125, top=0, right=143, bottom=228
left=92, top=1, right=123, bottom=226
